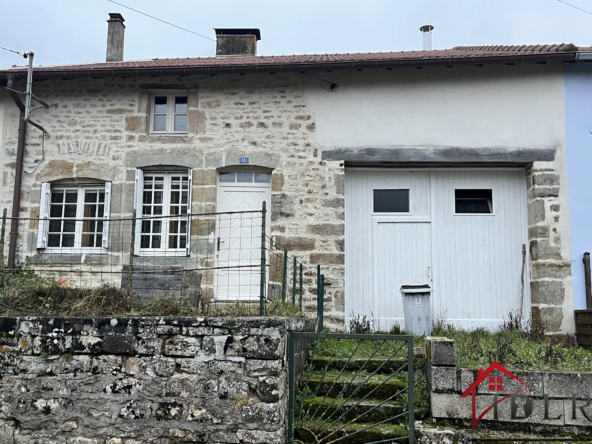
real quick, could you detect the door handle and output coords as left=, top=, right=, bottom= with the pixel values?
left=217, top=237, right=225, bottom=252
left=427, top=266, right=431, bottom=279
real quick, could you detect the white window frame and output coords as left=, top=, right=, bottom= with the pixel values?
left=37, top=182, right=112, bottom=254
left=134, top=169, right=192, bottom=256
left=150, top=93, right=188, bottom=134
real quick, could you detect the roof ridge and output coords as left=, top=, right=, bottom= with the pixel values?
left=452, top=43, right=578, bottom=53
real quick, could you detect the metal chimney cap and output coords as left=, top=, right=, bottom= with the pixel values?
left=214, top=28, right=261, bottom=40
left=420, top=25, right=434, bottom=33
left=108, top=13, right=125, bottom=24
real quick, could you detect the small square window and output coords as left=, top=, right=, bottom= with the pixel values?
left=151, top=94, right=188, bottom=134
left=373, top=189, right=410, bottom=213
left=455, top=189, right=493, bottom=214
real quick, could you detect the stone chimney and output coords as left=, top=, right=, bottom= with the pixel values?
left=214, top=28, right=261, bottom=57
left=106, top=13, right=125, bottom=62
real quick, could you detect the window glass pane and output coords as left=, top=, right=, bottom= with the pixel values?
left=50, top=205, right=63, bottom=218
left=154, top=178, right=164, bottom=189
left=373, top=189, right=410, bottom=213
left=85, top=192, right=97, bottom=203
left=153, top=206, right=163, bottom=215
left=255, top=173, right=271, bottom=183
left=152, top=236, right=161, bottom=249
left=219, top=173, right=235, bottom=183
left=153, top=114, right=166, bottom=132
left=154, top=96, right=167, bottom=113
left=63, top=220, right=76, bottom=232
left=62, top=234, right=75, bottom=247
left=49, top=220, right=61, bottom=232
left=175, top=96, right=188, bottom=113
left=64, top=204, right=77, bottom=218
left=174, top=114, right=187, bottom=132
left=48, top=234, right=60, bottom=248
left=51, top=192, right=63, bottom=203
left=455, top=189, right=493, bottom=214
left=237, top=173, right=253, bottom=183
left=65, top=191, right=78, bottom=203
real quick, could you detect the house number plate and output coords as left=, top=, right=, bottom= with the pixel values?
left=239, top=157, right=249, bottom=164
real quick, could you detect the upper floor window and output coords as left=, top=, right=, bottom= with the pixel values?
left=134, top=169, right=192, bottom=255
left=37, top=182, right=112, bottom=252
left=151, top=94, right=188, bottom=134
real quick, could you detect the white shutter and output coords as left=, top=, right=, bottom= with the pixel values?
left=133, top=169, right=144, bottom=255
left=36, top=183, right=51, bottom=249
left=101, top=182, right=112, bottom=248
left=186, top=168, right=193, bottom=256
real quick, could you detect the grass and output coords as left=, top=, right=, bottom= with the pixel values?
left=430, top=324, right=592, bottom=372
left=0, top=268, right=304, bottom=318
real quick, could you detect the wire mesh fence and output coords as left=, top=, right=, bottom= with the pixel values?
left=0, top=204, right=313, bottom=317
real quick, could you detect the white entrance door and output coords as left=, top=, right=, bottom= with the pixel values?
left=345, top=170, right=432, bottom=330
left=374, top=221, right=432, bottom=331
left=215, top=172, right=271, bottom=301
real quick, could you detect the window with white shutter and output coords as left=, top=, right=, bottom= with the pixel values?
left=37, top=182, right=111, bottom=253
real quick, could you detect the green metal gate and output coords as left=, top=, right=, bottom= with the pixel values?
left=288, top=333, right=415, bottom=444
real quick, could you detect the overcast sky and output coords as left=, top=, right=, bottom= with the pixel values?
left=1, top=0, right=591, bottom=68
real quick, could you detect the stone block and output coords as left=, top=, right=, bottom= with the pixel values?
left=431, top=393, right=471, bottom=419
left=530, top=239, right=562, bottom=261
left=138, top=357, right=176, bottom=377
left=565, top=395, right=592, bottom=426
left=321, top=198, right=344, bottom=209
left=275, top=236, right=315, bottom=251
left=529, top=187, right=560, bottom=199
left=531, top=306, right=563, bottom=332
left=72, top=336, right=102, bottom=354
left=271, top=173, right=284, bottom=192
left=528, top=225, right=550, bottom=239
left=473, top=370, right=544, bottom=397
left=430, top=366, right=457, bottom=393
left=309, top=253, right=344, bottom=265
left=426, top=337, right=456, bottom=366
left=191, top=218, right=215, bottom=236
left=188, top=109, right=206, bottom=134
left=226, top=336, right=284, bottom=359
left=36, top=159, right=75, bottom=181
left=306, top=223, right=344, bottom=237
left=192, top=186, right=216, bottom=203
left=192, top=168, right=216, bottom=186
left=533, top=173, right=560, bottom=187
left=125, top=115, right=146, bottom=133
left=92, top=355, right=124, bottom=375
left=528, top=200, right=545, bottom=225
left=544, top=372, right=592, bottom=398
left=257, top=377, right=280, bottom=402
left=531, top=261, right=571, bottom=280
left=163, top=336, right=201, bottom=357
left=531, top=280, right=565, bottom=305
left=102, top=336, right=136, bottom=355
left=245, top=359, right=282, bottom=377
left=136, top=337, right=163, bottom=355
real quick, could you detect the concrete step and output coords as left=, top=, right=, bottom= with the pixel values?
left=295, top=421, right=408, bottom=444
left=301, top=396, right=404, bottom=423
left=301, top=371, right=407, bottom=400
left=310, top=357, right=408, bottom=374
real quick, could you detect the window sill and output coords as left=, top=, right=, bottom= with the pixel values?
left=136, top=250, right=189, bottom=257
left=139, top=134, right=192, bottom=143
left=41, top=248, right=108, bottom=254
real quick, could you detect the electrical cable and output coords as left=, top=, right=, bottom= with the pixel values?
left=0, top=46, right=24, bottom=57
left=299, top=72, right=338, bottom=90
left=24, top=129, right=45, bottom=175
left=107, top=0, right=216, bottom=42
left=557, top=0, right=592, bottom=16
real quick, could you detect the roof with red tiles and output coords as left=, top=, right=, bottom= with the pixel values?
left=0, top=43, right=580, bottom=80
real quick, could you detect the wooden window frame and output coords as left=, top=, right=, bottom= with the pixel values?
left=149, top=93, right=188, bottom=135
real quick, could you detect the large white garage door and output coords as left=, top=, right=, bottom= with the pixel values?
left=345, top=169, right=529, bottom=331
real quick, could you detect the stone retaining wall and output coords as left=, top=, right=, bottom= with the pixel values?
left=0, top=316, right=316, bottom=443
left=426, top=337, right=592, bottom=434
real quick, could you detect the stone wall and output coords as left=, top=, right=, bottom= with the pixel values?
left=426, top=337, right=592, bottom=433
left=0, top=72, right=345, bottom=327
left=0, top=316, right=316, bottom=443
left=526, top=165, right=573, bottom=334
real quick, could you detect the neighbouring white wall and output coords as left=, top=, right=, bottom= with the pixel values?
left=304, top=64, right=565, bottom=149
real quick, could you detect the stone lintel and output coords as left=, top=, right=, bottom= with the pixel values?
left=322, top=146, right=556, bottom=164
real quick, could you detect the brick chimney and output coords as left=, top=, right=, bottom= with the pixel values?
left=106, top=13, right=125, bottom=62
left=214, top=28, right=261, bottom=57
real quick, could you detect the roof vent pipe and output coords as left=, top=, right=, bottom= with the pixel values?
left=420, top=25, right=434, bottom=51
left=106, top=13, right=125, bottom=62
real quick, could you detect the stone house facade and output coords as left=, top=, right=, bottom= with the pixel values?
left=0, top=17, right=582, bottom=333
